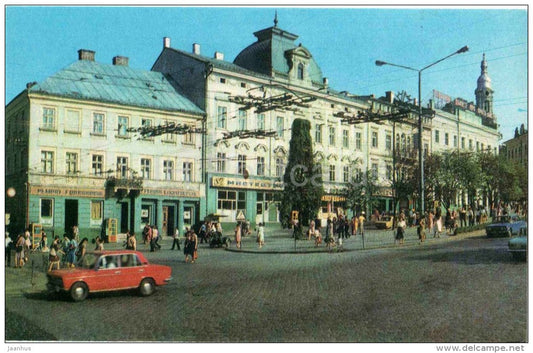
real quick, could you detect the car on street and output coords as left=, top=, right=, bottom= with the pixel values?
left=375, top=215, right=394, bottom=230
left=485, top=214, right=526, bottom=238
left=47, top=250, right=172, bottom=302
left=509, top=226, right=527, bottom=261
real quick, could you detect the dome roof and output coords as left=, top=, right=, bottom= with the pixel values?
left=233, top=25, right=323, bottom=83
left=477, top=53, right=492, bottom=90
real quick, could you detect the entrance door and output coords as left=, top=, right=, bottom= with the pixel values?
left=64, top=199, right=78, bottom=235
left=166, top=206, right=175, bottom=237
left=120, top=203, right=129, bottom=233
left=162, top=206, right=169, bottom=236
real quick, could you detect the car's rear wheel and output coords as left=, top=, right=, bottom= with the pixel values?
left=139, top=278, right=155, bottom=296
left=70, top=282, right=88, bottom=302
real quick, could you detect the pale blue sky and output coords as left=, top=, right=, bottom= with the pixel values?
left=5, top=6, right=528, bottom=141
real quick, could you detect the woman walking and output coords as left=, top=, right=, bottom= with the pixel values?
left=15, top=234, right=25, bottom=268
left=234, top=222, right=242, bottom=249
left=256, top=223, right=265, bottom=248
left=396, top=213, right=407, bottom=245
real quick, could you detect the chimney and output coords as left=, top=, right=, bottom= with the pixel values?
left=214, top=51, right=224, bottom=60
left=193, top=43, right=201, bottom=55
left=323, top=77, right=329, bottom=88
left=78, top=49, right=95, bottom=61
left=385, top=91, right=394, bottom=104
left=428, top=99, right=434, bottom=109
left=163, top=37, right=171, bottom=48
left=112, top=56, right=129, bottom=66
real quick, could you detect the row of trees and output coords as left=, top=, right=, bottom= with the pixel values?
left=280, top=118, right=527, bottom=227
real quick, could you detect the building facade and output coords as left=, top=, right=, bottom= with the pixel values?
left=6, top=19, right=502, bottom=236
left=5, top=50, right=205, bottom=239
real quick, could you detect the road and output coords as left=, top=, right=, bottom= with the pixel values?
left=5, top=232, right=527, bottom=342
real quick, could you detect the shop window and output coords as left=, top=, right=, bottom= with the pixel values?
left=91, top=201, right=103, bottom=225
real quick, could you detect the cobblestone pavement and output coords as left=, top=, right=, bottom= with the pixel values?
left=4, top=227, right=527, bottom=342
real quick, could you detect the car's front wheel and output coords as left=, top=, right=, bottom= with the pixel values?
left=70, top=282, right=88, bottom=302
left=139, top=278, right=155, bottom=296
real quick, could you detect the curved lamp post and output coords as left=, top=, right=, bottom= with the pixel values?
left=375, top=45, right=468, bottom=215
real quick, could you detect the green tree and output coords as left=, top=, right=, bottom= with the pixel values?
left=344, top=170, right=379, bottom=216
left=279, top=119, right=324, bottom=231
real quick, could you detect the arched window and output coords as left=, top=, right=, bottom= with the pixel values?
left=297, top=63, right=304, bottom=80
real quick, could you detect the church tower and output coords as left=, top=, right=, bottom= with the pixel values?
left=475, top=53, right=494, bottom=114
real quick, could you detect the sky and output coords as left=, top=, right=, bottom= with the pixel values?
left=5, top=6, right=528, bottom=142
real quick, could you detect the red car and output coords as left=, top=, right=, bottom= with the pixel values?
left=47, top=250, right=172, bottom=302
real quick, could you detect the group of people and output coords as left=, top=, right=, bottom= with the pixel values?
left=142, top=224, right=162, bottom=252
left=233, top=221, right=264, bottom=249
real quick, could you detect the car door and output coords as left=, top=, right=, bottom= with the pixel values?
left=90, top=255, right=123, bottom=291
left=117, top=253, right=145, bottom=288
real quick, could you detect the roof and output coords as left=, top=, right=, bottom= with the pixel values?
left=233, top=25, right=323, bottom=83
left=29, top=60, right=204, bottom=115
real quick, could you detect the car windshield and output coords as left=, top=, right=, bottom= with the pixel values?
left=78, top=253, right=99, bottom=269
left=493, top=216, right=511, bottom=224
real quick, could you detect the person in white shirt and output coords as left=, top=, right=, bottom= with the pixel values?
left=171, top=227, right=181, bottom=250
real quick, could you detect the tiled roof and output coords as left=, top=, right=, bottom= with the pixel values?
left=29, top=60, right=204, bottom=115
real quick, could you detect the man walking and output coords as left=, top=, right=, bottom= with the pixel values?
left=171, top=227, right=181, bottom=250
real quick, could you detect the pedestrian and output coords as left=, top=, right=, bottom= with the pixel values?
left=127, top=231, right=137, bottom=250
left=76, top=237, right=89, bottom=260
left=325, top=218, right=332, bottom=239
left=468, top=206, right=474, bottom=226
left=396, top=213, right=406, bottom=245
left=5, top=232, right=12, bottom=267
left=148, top=225, right=156, bottom=252
left=152, top=226, right=161, bottom=250
left=358, top=212, right=366, bottom=236
left=256, top=222, right=265, bottom=248
left=184, top=230, right=192, bottom=263
left=66, top=235, right=78, bottom=268
left=199, top=222, right=207, bottom=244
left=142, top=224, right=151, bottom=244
left=23, top=231, right=31, bottom=263
left=460, top=206, right=467, bottom=228
left=434, top=209, right=443, bottom=238
left=314, top=228, right=322, bottom=247
left=15, top=234, right=25, bottom=268
left=40, top=233, right=49, bottom=252
left=307, top=220, right=315, bottom=241
left=95, top=236, right=104, bottom=251
left=48, top=237, right=61, bottom=271
left=191, top=230, right=198, bottom=263
left=234, top=222, right=242, bottom=249
left=418, top=215, right=426, bottom=243
left=351, top=215, right=358, bottom=237
left=171, top=227, right=181, bottom=250
left=72, top=225, right=80, bottom=242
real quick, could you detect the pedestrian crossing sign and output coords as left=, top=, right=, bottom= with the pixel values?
left=236, top=210, right=246, bottom=221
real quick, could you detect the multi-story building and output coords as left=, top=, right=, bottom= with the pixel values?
left=6, top=18, right=501, bottom=236
left=502, top=130, right=528, bottom=168
left=152, top=19, right=500, bottom=224
left=5, top=50, right=205, bottom=239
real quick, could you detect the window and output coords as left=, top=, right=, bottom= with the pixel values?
left=435, top=130, right=440, bottom=143
left=238, top=155, right=247, bottom=174
left=445, top=133, right=449, bottom=146
left=93, top=113, right=105, bottom=134
left=117, top=157, right=128, bottom=178
left=453, top=135, right=458, bottom=147
left=241, top=82, right=247, bottom=88
left=217, top=106, right=227, bottom=129
left=276, top=158, right=284, bottom=177
left=371, top=163, right=378, bottom=179
left=41, top=151, right=54, bottom=174
left=277, top=116, right=284, bottom=138
left=386, top=134, right=392, bottom=150
left=342, top=130, right=349, bottom=148
left=183, top=129, right=195, bottom=145
left=329, top=126, right=335, bottom=146
left=163, top=160, right=174, bottom=181
left=118, top=116, right=129, bottom=137
left=343, top=166, right=350, bottom=183
left=41, top=199, right=53, bottom=218
left=238, top=110, right=247, bottom=131
left=476, top=141, right=480, bottom=151
left=220, top=77, right=226, bottom=84
left=216, top=153, right=226, bottom=173
left=42, top=108, right=55, bottom=129
left=257, top=156, right=265, bottom=176
left=183, top=162, right=193, bottom=182
left=469, top=139, right=473, bottom=150
left=65, top=109, right=80, bottom=132
left=329, top=165, right=336, bottom=182
left=91, top=201, right=103, bottom=223
left=386, top=165, right=392, bottom=180
left=371, top=131, right=378, bottom=148
left=257, top=114, right=265, bottom=131
left=92, top=155, right=103, bottom=176
left=297, top=63, right=304, bottom=80
left=461, top=137, right=466, bottom=149
left=141, top=118, right=152, bottom=132
left=315, top=124, right=323, bottom=143
left=66, top=152, right=78, bottom=174
left=141, top=158, right=151, bottom=179
left=217, top=190, right=246, bottom=210
left=355, top=132, right=362, bottom=150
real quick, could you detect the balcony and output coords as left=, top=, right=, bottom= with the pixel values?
left=105, top=175, right=143, bottom=199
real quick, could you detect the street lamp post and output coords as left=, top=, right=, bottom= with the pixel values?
left=376, top=46, right=468, bottom=215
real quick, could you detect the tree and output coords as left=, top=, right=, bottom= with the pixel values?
left=344, top=170, right=379, bottom=216
left=279, top=119, right=324, bottom=231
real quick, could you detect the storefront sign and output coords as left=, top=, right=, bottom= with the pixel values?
left=321, top=195, right=346, bottom=202
left=30, top=186, right=105, bottom=198
left=211, top=176, right=283, bottom=190
left=141, top=188, right=200, bottom=198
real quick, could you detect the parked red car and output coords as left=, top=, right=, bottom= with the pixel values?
left=47, top=250, right=172, bottom=302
